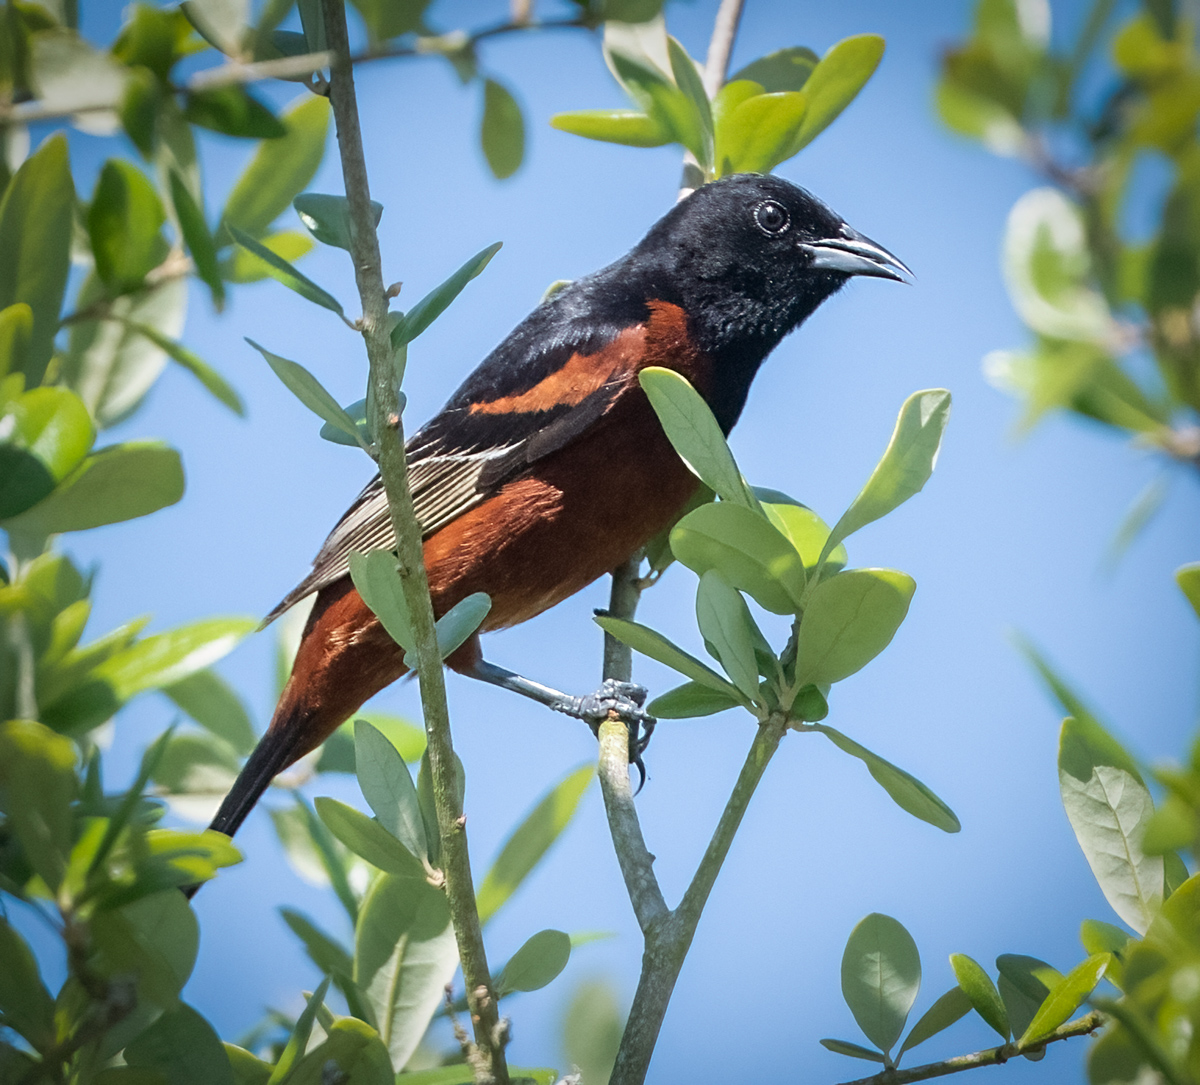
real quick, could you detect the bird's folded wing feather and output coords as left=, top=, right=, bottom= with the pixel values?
left=263, top=315, right=644, bottom=624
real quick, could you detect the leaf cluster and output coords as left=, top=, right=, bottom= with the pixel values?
left=552, top=17, right=883, bottom=182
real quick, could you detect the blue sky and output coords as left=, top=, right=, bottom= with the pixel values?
left=46, top=0, right=1200, bottom=1080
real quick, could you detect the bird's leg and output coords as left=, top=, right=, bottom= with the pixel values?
left=461, top=658, right=656, bottom=782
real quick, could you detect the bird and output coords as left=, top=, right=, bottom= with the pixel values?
left=204, top=173, right=909, bottom=846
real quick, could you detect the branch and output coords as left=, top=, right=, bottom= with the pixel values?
left=833, top=1012, right=1105, bottom=1085
left=319, top=3, right=507, bottom=1082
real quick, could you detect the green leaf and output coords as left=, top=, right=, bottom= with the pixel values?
left=730, top=46, right=819, bottom=92
left=59, top=277, right=187, bottom=429
left=222, top=230, right=315, bottom=283
left=184, top=86, right=286, bottom=139
left=996, top=954, right=1061, bottom=1040
left=169, top=170, right=225, bottom=311
left=841, top=912, right=921, bottom=1055
left=0, top=719, right=76, bottom=891
left=286, top=1017, right=393, bottom=1085
left=717, top=90, right=809, bottom=175
left=117, top=318, right=243, bottom=415
left=231, top=230, right=344, bottom=315
left=181, top=0, right=249, bottom=55
left=0, top=387, right=94, bottom=519
left=225, top=1045, right=272, bottom=1085
left=897, top=986, right=972, bottom=1057
left=88, top=160, right=166, bottom=291
left=279, top=907, right=353, bottom=981
left=594, top=615, right=745, bottom=700
left=348, top=549, right=415, bottom=653
left=950, top=953, right=1009, bottom=1039
left=1079, top=919, right=1132, bottom=958
left=293, top=192, right=383, bottom=252
left=90, top=890, right=199, bottom=1010
left=646, top=680, right=742, bottom=718
left=666, top=36, right=712, bottom=169
left=795, top=569, right=915, bottom=686
left=354, top=719, right=427, bottom=862
left=315, top=797, right=426, bottom=878
left=349, top=0, right=428, bottom=42
left=221, top=97, right=330, bottom=239
left=670, top=500, right=806, bottom=613
left=1018, top=954, right=1110, bottom=1047
left=273, top=798, right=359, bottom=922
left=638, top=367, right=757, bottom=509
left=125, top=1003, right=234, bottom=1085
left=266, top=976, right=331, bottom=1085
left=609, top=51, right=707, bottom=164
left=2, top=440, right=183, bottom=537
left=477, top=764, right=593, bottom=924
left=695, top=571, right=761, bottom=701
left=151, top=730, right=239, bottom=801
left=822, top=390, right=952, bottom=567
left=0, top=916, right=55, bottom=1051
left=813, top=724, right=960, bottom=832
left=818, top=1038, right=888, bottom=1063
left=319, top=395, right=380, bottom=448
left=756, top=491, right=847, bottom=572
left=434, top=592, right=490, bottom=661
left=415, top=749, right=465, bottom=869
left=390, top=242, right=502, bottom=349
left=789, top=34, right=885, bottom=153
left=0, top=302, right=33, bottom=380
left=1176, top=563, right=1200, bottom=621
left=497, top=929, right=570, bottom=996
left=30, top=29, right=129, bottom=117
left=248, top=339, right=364, bottom=446
left=1057, top=713, right=1161, bottom=934
left=549, top=109, right=669, bottom=147
left=353, top=874, right=459, bottom=1071
left=481, top=79, right=524, bottom=180
left=0, top=134, right=74, bottom=384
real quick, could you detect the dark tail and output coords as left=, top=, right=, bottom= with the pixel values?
left=182, top=718, right=304, bottom=899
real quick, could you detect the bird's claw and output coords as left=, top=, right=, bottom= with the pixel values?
left=551, top=679, right=657, bottom=790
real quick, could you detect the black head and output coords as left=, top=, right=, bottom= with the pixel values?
left=623, top=173, right=909, bottom=428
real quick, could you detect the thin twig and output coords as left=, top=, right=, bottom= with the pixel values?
left=678, top=0, right=746, bottom=195
left=833, top=1012, right=1106, bottom=1085
left=319, top=2, right=507, bottom=1082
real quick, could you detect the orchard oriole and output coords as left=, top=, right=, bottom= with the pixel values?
left=206, top=173, right=909, bottom=843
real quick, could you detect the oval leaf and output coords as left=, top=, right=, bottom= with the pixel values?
left=795, top=569, right=915, bottom=686
left=646, top=680, right=742, bottom=718
left=671, top=500, right=806, bottom=613
left=695, top=570, right=761, bottom=701
left=434, top=592, right=491, bottom=660
left=1018, top=954, right=1110, bottom=1048
left=348, top=549, right=414, bottom=654
left=789, top=34, right=885, bottom=153
left=353, top=719, right=427, bottom=862
left=481, top=78, right=525, bottom=180
left=293, top=192, right=383, bottom=252
left=822, top=390, right=951, bottom=565
left=0, top=387, right=94, bottom=519
left=550, top=109, right=669, bottom=147
left=897, top=986, right=973, bottom=1057
left=950, top=953, right=1009, bottom=1039
left=497, top=929, right=571, bottom=995
left=638, top=367, right=757, bottom=509
left=314, top=796, right=425, bottom=878
left=841, top=912, right=921, bottom=1055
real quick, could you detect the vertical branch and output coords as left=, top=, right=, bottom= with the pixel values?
left=319, top=4, right=508, bottom=1082
left=700, top=0, right=747, bottom=97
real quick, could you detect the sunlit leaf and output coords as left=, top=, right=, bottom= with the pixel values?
left=950, top=953, right=1009, bottom=1039
left=314, top=797, right=425, bottom=878
left=1018, top=954, right=1110, bottom=1047
left=0, top=134, right=73, bottom=384
left=354, top=719, right=426, bottom=862
left=789, top=34, right=885, bottom=153
left=348, top=549, right=414, bottom=653
left=549, top=109, right=669, bottom=147
left=0, top=386, right=94, bottom=519
left=822, top=390, right=951, bottom=565
left=841, top=912, right=921, bottom=1055
left=646, top=680, right=742, bottom=718
left=897, top=986, right=972, bottom=1057
left=594, top=614, right=745, bottom=700
left=88, top=159, right=166, bottom=291
left=293, top=192, right=383, bottom=252
left=354, top=874, right=458, bottom=1071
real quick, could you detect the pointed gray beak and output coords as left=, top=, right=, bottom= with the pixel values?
left=801, top=226, right=912, bottom=283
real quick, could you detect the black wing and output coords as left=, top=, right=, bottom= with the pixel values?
left=263, top=277, right=650, bottom=624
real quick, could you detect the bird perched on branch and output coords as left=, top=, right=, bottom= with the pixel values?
left=206, top=173, right=909, bottom=844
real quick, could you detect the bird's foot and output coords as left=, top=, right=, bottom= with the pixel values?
left=551, top=679, right=657, bottom=790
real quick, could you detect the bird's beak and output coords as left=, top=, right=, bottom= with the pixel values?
left=801, top=226, right=912, bottom=283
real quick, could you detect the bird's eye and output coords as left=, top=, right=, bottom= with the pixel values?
left=753, top=200, right=789, bottom=236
